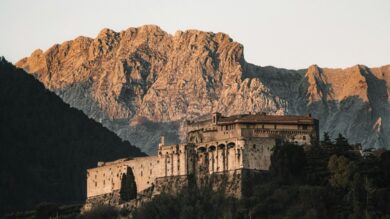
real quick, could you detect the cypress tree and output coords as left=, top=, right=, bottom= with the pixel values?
left=335, top=133, right=349, bottom=147
left=120, top=167, right=137, bottom=201
left=321, top=132, right=333, bottom=145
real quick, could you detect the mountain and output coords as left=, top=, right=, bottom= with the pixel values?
left=16, top=25, right=390, bottom=154
left=0, top=58, right=145, bottom=215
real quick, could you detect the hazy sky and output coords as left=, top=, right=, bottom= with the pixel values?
left=0, top=0, right=389, bottom=69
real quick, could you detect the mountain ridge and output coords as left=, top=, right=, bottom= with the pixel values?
left=16, top=25, right=390, bottom=153
left=0, top=58, right=145, bottom=215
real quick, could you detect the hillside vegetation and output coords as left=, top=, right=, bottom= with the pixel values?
left=0, top=58, right=145, bottom=215
left=132, top=139, right=390, bottom=219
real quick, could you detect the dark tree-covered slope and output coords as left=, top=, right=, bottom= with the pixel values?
left=0, top=57, right=145, bottom=215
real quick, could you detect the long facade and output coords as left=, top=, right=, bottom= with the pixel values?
left=86, top=112, right=319, bottom=199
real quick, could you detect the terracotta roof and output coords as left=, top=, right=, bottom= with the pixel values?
left=218, top=114, right=315, bottom=124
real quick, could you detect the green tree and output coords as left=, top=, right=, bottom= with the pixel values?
left=321, top=132, right=333, bottom=145
left=380, top=151, right=390, bottom=184
left=132, top=186, right=239, bottom=219
left=328, top=155, right=356, bottom=189
left=335, top=133, right=349, bottom=147
left=120, top=167, right=137, bottom=201
left=270, top=143, right=307, bottom=182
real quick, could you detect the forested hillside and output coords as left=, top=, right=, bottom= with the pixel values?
left=132, top=141, right=390, bottom=219
left=0, top=58, right=145, bottom=215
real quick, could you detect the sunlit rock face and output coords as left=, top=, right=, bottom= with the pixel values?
left=17, top=25, right=390, bottom=154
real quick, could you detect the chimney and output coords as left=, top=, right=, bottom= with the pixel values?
left=159, top=135, right=165, bottom=146
left=212, top=112, right=221, bottom=124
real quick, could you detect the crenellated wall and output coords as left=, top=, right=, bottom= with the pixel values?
left=86, top=113, right=319, bottom=207
left=87, top=143, right=195, bottom=198
left=87, top=156, right=161, bottom=198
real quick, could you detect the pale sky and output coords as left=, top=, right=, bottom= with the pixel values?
left=0, top=0, right=389, bottom=69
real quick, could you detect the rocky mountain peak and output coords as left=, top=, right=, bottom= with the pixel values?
left=16, top=25, right=390, bottom=154
left=307, top=64, right=320, bottom=72
left=97, top=28, right=116, bottom=38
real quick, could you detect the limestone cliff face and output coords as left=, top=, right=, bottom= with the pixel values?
left=16, top=25, right=390, bottom=153
left=303, top=64, right=390, bottom=149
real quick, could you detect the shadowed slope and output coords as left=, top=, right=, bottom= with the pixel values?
left=0, top=58, right=145, bottom=215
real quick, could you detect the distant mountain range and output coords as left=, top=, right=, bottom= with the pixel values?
left=0, top=58, right=145, bottom=215
left=16, top=25, right=390, bottom=154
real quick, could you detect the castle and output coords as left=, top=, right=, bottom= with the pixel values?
left=85, top=112, right=319, bottom=209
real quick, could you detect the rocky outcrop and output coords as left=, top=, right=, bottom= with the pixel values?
left=303, top=65, right=390, bottom=149
left=16, top=25, right=390, bottom=153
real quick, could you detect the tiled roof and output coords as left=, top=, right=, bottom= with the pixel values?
left=218, top=114, right=315, bottom=124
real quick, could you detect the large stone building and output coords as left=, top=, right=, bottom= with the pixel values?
left=85, top=112, right=319, bottom=209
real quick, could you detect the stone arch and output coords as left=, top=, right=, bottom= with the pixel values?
left=208, top=145, right=217, bottom=172
left=208, top=145, right=216, bottom=152
left=216, top=144, right=226, bottom=172
left=227, top=142, right=236, bottom=148
left=218, top=144, right=225, bottom=149
left=197, top=146, right=206, bottom=153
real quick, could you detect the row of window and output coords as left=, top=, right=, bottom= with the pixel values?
left=243, top=124, right=310, bottom=130
left=94, top=178, right=115, bottom=187
left=223, top=124, right=236, bottom=131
